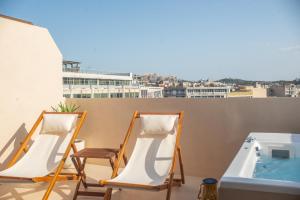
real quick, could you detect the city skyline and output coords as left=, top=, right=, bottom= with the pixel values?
left=1, top=0, right=299, bottom=81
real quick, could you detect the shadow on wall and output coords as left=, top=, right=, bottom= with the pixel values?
left=0, top=123, right=32, bottom=170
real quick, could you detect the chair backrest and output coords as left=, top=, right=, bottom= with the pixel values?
left=0, top=113, right=79, bottom=178
left=113, top=113, right=181, bottom=185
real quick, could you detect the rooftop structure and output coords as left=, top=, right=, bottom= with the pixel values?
left=63, top=61, right=163, bottom=98
left=269, top=84, right=300, bottom=97
left=63, top=60, right=81, bottom=73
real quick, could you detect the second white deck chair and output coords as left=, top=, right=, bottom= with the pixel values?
left=0, top=111, right=87, bottom=200
left=100, top=111, right=184, bottom=200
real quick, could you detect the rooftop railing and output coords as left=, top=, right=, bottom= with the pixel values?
left=63, top=68, right=132, bottom=77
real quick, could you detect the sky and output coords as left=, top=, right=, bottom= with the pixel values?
left=0, top=0, right=299, bottom=81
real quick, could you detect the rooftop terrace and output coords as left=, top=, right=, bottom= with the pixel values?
left=1, top=98, right=300, bottom=200
left=0, top=164, right=200, bottom=200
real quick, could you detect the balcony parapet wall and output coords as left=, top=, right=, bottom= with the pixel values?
left=66, top=98, right=300, bottom=178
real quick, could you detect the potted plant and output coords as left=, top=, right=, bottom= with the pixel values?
left=51, top=102, right=80, bottom=112
left=51, top=102, right=85, bottom=168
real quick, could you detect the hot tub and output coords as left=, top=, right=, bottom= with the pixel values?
left=219, top=132, right=300, bottom=200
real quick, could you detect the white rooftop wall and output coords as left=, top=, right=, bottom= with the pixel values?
left=0, top=16, right=63, bottom=169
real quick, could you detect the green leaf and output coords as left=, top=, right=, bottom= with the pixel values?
left=51, top=102, right=79, bottom=112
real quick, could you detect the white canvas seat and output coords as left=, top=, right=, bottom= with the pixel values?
left=0, top=111, right=87, bottom=200
left=101, top=112, right=184, bottom=200
left=108, top=126, right=177, bottom=186
left=0, top=129, right=75, bottom=178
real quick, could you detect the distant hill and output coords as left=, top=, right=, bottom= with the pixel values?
left=294, top=78, right=300, bottom=85
left=218, top=78, right=297, bottom=85
left=218, top=78, right=257, bottom=85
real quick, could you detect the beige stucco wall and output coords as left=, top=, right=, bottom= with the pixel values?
left=0, top=17, right=63, bottom=169
left=252, top=87, right=267, bottom=98
left=228, top=87, right=267, bottom=98
left=66, top=98, right=300, bottom=178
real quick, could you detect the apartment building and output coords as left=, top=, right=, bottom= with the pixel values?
left=186, top=86, right=230, bottom=98
left=164, top=86, right=230, bottom=98
left=269, top=84, right=300, bottom=97
left=163, top=87, right=186, bottom=98
left=140, top=86, right=164, bottom=98
left=63, top=61, right=163, bottom=98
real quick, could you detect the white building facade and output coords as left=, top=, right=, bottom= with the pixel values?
left=164, top=86, right=230, bottom=98
left=186, top=86, right=230, bottom=98
left=62, top=63, right=163, bottom=98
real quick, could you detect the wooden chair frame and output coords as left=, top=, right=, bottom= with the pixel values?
left=0, top=111, right=87, bottom=200
left=101, top=111, right=184, bottom=200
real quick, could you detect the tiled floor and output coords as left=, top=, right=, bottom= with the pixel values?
left=0, top=164, right=201, bottom=200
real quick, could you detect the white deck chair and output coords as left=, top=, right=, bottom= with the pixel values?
left=0, top=111, right=87, bottom=200
left=100, top=111, right=184, bottom=200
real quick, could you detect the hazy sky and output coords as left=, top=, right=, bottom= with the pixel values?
left=1, top=0, right=299, bottom=81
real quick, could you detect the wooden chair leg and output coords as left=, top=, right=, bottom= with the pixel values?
left=166, top=173, right=174, bottom=200
left=104, top=188, right=112, bottom=200
left=177, top=147, right=185, bottom=184
left=73, top=180, right=80, bottom=200
left=72, top=145, right=88, bottom=188
left=42, top=160, right=66, bottom=200
left=109, top=157, right=122, bottom=191
left=109, top=157, right=114, bottom=170
left=80, top=158, right=88, bottom=188
left=71, top=157, right=82, bottom=200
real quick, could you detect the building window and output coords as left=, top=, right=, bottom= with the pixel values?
left=125, top=92, right=138, bottom=98
left=63, top=78, right=68, bottom=85
left=89, top=79, right=97, bottom=85
left=80, top=79, right=85, bottom=85
left=141, top=90, right=147, bottom=98
left=94, top=93, right=108, bottom=98
left=99, top=80, right=109, bottom=85
left=154, top=91, right=161, bottom=98
left=74, top=78, right=80, bottom=85
left=73, top=94, right=81, bottom=98
left=63, top=78, right=74, bottom=85
left=110, top=93, right=123, bottom=98
left=81, top=94, right=91, bottom=98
